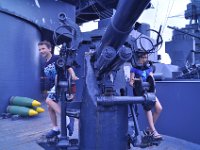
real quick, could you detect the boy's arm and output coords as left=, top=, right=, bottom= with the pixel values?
left=68, top=67, right=79, bottom=80
left=149, top=72, right=154, bottom=79
left=149, top=72, right=156, bottom=93
left=129, top=72, right=135, bottom=86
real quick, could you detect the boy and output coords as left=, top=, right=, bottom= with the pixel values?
left=38, top=40, right=78, bottom=138
left=129, top=51, right=163, bottom=140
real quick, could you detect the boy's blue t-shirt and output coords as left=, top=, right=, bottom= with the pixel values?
left=44, top=55, right=59, bottom=88
left=43, top=55, right=72, bottom=89
left=130, top=66, right=153, bottom=82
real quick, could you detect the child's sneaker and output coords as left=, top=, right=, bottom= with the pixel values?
left=46, top=130, right=60, bottom=138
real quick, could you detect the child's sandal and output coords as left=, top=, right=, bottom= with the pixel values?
left=151, top=130, right=163, bottom=140
left=143, top=128, right=151, bottom=135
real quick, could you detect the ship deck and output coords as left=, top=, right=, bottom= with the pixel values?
left=0, top=102, right=200, bottom=150
left=0, top=102, right=50, bottom=150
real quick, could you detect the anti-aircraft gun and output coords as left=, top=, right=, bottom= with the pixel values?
left=80, top=0, right=159, bottom=149
left=38, top=0, right=161, bottom=149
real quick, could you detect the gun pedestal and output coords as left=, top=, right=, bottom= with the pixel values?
left=57, top=80, right=69, bottom=149
left=55, top=42, right=79, bottom=149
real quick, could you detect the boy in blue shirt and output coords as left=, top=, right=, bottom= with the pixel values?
left=38, top=41, right=79, bottom=138
left=129, top=52, right=163, bottom=140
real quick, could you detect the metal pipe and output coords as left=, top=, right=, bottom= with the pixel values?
left=97, top=94, right=156, bottom=105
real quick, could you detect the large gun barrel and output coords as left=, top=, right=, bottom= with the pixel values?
left=95, top=0, right=151, bottom=74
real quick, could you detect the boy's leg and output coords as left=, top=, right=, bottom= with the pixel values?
left=46, top=99, right=61, bottom=114
left=145, top=110, right=162, bottom=140
left=153, top=97, right=162, bottom=124
left=145, top=110, right=156, bottom=132
left=46, top=101, right=61, bottom=138
left=47, top=103, right=58, bottom=127
left=45, top=91, right=61, bottom=138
